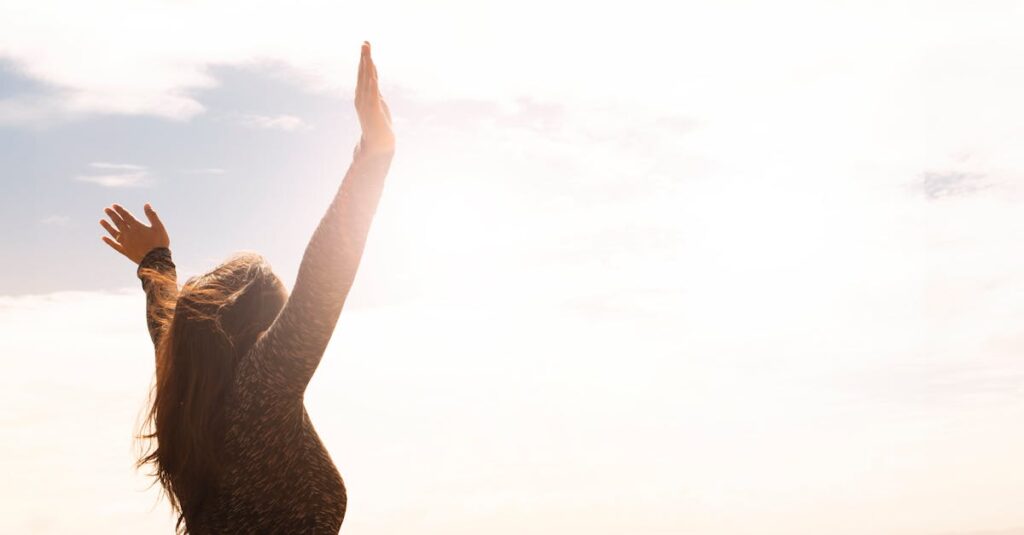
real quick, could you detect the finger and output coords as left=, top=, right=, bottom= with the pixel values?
left=105, top=207, right=127, bottom=231
left=99, top=219, right=120, bottom=240
left=101, top=236, right=128, bottom=256
left=143, top=203, right=165, bottom=231
left=370, top=53, right=381, bottom=99
left=380, top=98, right=392, bottom=123
left=112, top=203, right=140, bottom=227
left=356, top=43, right=368, bottom=106
left=366, top=46, right=378, bottom=98
left=360, top=42, right=373, bottom=105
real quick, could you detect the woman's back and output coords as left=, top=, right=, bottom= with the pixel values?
left=199, top=350, right=347, bottom=533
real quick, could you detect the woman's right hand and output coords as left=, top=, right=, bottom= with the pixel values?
left=353, top=41, right=395, bottom=158
left=99, top=203, right=170, bottom=265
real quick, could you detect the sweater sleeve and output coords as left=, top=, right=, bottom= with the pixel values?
left=137, top=246, right=178, bottom=350
left=250, top=150, right=394, bottom=397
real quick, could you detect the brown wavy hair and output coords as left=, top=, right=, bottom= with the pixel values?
left=135, top=252, right=287, bottom=534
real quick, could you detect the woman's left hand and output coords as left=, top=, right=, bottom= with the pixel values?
left=99, top=203, right=170, bottom=265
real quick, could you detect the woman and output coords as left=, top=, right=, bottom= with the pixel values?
left=98, top=42, right=394, bottom=534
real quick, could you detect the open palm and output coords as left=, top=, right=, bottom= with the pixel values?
left=99, top=203, right=170, bottom=264
left=354, top=41, right=395, bottom=158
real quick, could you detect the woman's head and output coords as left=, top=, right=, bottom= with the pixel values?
left=176, top=252, right=288, bottom=353
left=137, top=251, right=287, bottom=533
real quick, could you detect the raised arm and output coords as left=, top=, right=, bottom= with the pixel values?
left=137, top=247, right=178, bottom=348
left=99, top=203, right=176, bottom=351
left=251, top=42, right=395, bottom=396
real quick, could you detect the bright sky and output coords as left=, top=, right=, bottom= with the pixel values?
left=2, top=1, right=1024, bottom=534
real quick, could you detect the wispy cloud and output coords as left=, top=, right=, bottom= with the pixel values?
left=74, top=162, right=151, bottom=188
left=182, top=167, right=227, bottom=175
left=237, top=113, right=308, bottom=131
left=40, top=214, right=70, bottom=226
left=921, top=171, right=990, bottom=199
left=88, top=162, right=146, bottom=171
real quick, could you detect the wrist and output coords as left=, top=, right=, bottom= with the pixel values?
left=354, top=136, right=395, bottom=160
left=137, top=246, right=173, bottom=274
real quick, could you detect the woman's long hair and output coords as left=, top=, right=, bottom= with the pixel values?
left=135, top=252, right=286, bottom=534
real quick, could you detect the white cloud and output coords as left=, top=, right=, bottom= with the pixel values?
left=182, top=167, right=226, bottom=175
left=39, top=214, right=70, bottom=225
left=236, top=113, right=308, bottom=131
left=4, top=245, right=1024, bottom=535
left=0, top=0, right=1019, bottom=154
left=74, top=162, right=150, bottom=187
left=75, top=173, right=147, bottom=187
left=88, top=162, right=146, bottom=171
